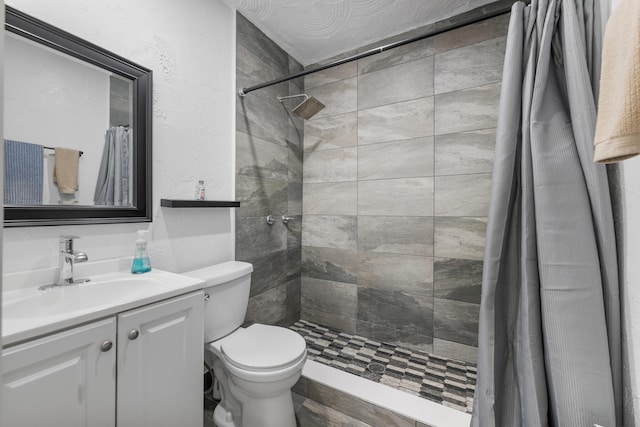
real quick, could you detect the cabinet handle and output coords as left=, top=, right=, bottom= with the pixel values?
left=128, top=329, right=140, bottom=340
left=100, top=340, right=113, bottom=352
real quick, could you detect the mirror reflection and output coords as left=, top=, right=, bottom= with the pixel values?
left=4, top=31, right=134, bottom=207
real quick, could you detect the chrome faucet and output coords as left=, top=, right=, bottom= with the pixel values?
left=38, top=236, right=90, bottom=290
left=57, top=235, right=89, bottom=286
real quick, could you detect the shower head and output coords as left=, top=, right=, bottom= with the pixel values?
left=277, top=94, right=325, bottom=120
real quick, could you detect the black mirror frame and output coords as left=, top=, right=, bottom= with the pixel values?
left=4, top=6, right=152, bottom=227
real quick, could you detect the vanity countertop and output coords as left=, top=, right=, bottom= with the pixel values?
left=2, top=259, right=205, bottom=347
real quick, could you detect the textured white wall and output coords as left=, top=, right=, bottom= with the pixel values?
left=3, top=0, right=236, bottom=274
left=608, top=0, right=640, bottom=424
left=618, top=158, right=640, bottom=426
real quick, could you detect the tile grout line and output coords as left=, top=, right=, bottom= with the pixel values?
left=356, top=53, right=361, bottom=313
left=432, top=53, right=437, bottom=354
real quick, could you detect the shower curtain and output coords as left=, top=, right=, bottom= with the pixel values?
left=471, top=1, right=621, bottom=426
left=94, top=126, right=132, bottom=206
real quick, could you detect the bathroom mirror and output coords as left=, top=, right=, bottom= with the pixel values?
left=3, top=6, right=152, bottom=227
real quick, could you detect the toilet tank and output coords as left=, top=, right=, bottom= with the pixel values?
left=185, top=261, right=253, bottom=343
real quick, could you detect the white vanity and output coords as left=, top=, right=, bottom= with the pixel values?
left=1, top=258, right=206, bottom=427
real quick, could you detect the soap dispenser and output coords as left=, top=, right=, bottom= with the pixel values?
left=131, top=230, right=152, bottom=274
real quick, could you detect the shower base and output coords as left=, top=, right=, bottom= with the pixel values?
left=290, top=319, right=477, bottom=414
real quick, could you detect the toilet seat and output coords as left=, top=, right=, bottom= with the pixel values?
left=221, top=324, right=306, bottom=372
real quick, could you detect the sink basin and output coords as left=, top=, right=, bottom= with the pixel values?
left=2, top=261, right=206, bottom=346
left=3, top=279, right=150, bottom=319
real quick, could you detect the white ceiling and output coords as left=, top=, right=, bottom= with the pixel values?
left=221, top=0, right=497, bottom=65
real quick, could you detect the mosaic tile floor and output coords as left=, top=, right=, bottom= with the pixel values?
left=290, top=319, right=477, bottom=414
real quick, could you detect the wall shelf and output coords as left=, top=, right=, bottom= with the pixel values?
left=160, top=199, right=240, bottom=208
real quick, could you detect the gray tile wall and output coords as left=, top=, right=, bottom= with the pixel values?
left=300, top=14, right=510, bottom=363
left=109, top=76, right=132, bottom=127
left=235, top=14, right=303, bottom=326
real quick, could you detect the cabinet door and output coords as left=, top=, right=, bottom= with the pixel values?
left=2, top=318, right=116, bottom=427
left=117, top=291, right=204, bottom=427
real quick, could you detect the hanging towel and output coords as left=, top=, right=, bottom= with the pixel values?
left=4, top=139, right=44, bottom=205
left=594, top=0, right=640, bottom=163
left=53, top=147, right=80, bottom=194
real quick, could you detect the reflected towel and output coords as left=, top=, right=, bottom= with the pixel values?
left=4, top=139, right=43, bottom=205
left=53, top=147, right=79, bottom=194
left=594, top=0, right=640, bottom=163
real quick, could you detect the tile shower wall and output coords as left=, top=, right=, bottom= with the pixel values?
left=235, top=14, right=303, bottom=326
left=301, top=14, right=509, bottom=363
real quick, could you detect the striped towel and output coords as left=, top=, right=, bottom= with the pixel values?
left=4, top=139, right=43, bottom=205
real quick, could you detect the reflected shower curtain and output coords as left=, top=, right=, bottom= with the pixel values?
left=471, top=1, right=621, bottom=426
left=94, top=126, right=132, bottom=206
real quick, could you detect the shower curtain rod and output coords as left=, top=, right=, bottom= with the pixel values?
left=238, top=1, right=520, bottom=97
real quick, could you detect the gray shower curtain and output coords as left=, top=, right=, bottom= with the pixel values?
left=94, top=126, right=131, bottom=206
left=471, top=1, right=621, bottom=426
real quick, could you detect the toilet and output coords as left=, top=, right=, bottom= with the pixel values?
left=186, top=261, right=306, bottom=427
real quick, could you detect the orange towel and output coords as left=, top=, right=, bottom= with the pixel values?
left=594, top=0, right=640, bottom=163
left=53, top=147, right=79, bottom=194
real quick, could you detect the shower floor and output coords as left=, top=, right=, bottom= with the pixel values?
left=290, top=319, right=477, bottom=414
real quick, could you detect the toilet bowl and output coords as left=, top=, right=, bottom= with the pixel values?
left=186, top=262, right=307, bottom=427
left=207, top=324, right=306, bottom=427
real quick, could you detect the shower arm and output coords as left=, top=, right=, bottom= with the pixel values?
left=237, top=0, right=525, bottom=98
